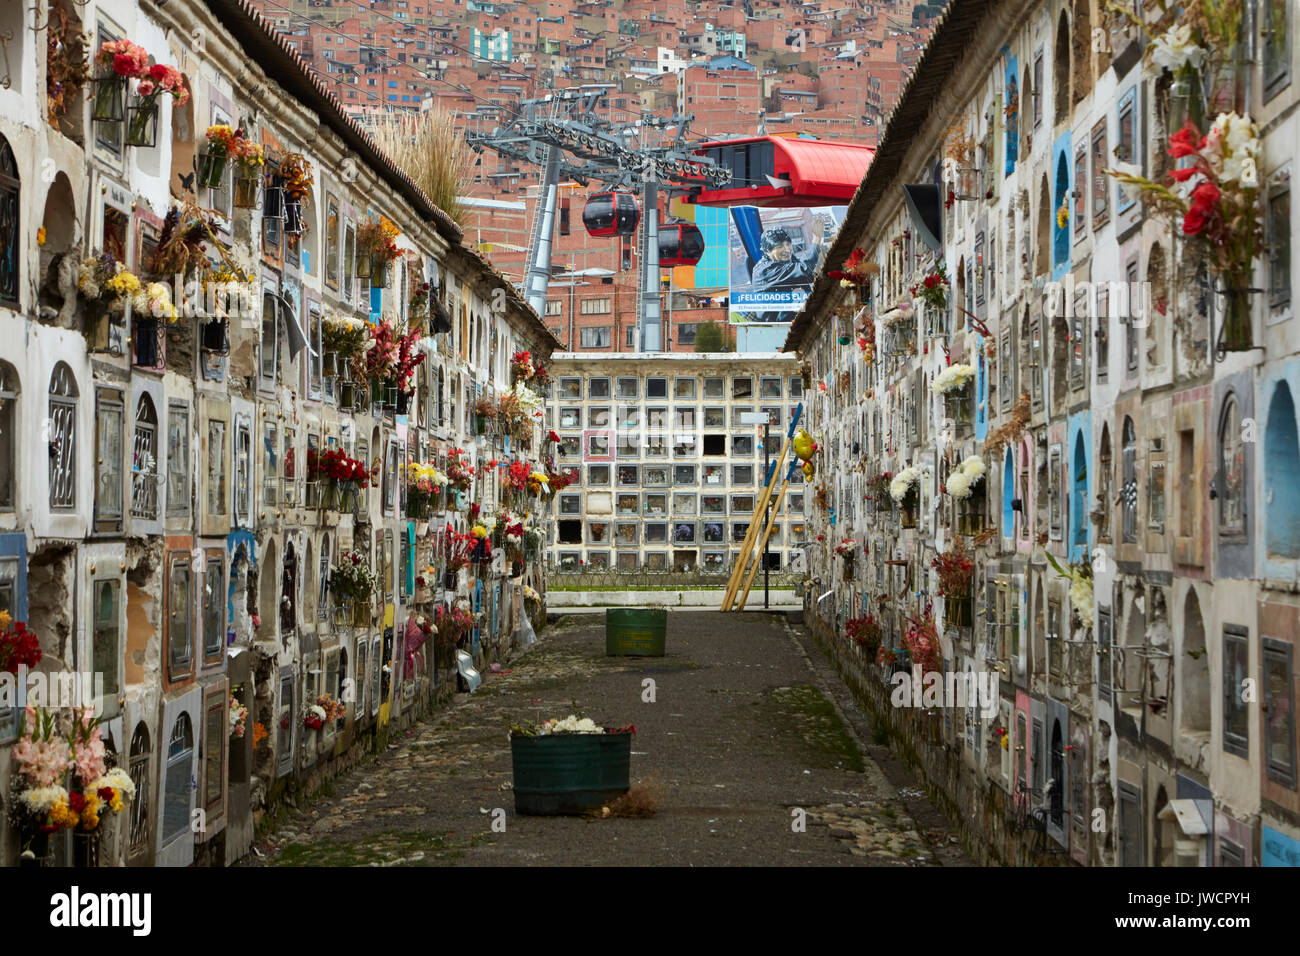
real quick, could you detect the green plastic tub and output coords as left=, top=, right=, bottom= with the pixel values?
left=605, top=607, right=667, bottom=656
left=511, top=731, right=632, bottom=815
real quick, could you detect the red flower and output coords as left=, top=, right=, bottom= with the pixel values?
left=98, top=787, right=115, bottom=802
left=148, top=63, right=170, bottom=81
left=68, top=792, right=86, bottom=813
left=1168, top=166, right=1200, bottom=183
left=1190, top=180, right=1220, bottom=212
left=1167, top=121, right=1202, bottom=159
left=1182, top=205, right=1208, bottom=235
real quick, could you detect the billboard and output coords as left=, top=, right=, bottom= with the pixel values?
left=727, top=205, right=847, bottom=324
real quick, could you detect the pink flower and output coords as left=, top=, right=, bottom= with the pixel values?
left=136, top=79, right=156, bottom=97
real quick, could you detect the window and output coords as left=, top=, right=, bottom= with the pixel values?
left=1090, top=120, right=1108, bottom=227
left=234, top=419, right=251, bottom=526
left=674, top=377, right=697, bottom=400
left=162, top=713, right=193, bottom=844
left=1268, top=182, right=1291, bottom=310
left=94, top=389, right=124, bottom=531
left=1049, top=444, right=1063, bottom=540
left=580, top=326, right=611, bottom=348
left=308, top=309, right=323, bottom=400
left=48, top=363, right=78, bottom=511
left=676, top=323, right=697, bottom=346
left=580, top=298, right=611, bottom=314
left=130, top=395, right=159, bottom=521
left=1263, top=638, right=1296, bottom=784
left=207, top=420, right=227, bottom=517
left=203, top=554, right=224, bottom=663
left=732, top=377, right=753, bottom=399
left=0, top=363, right=14, bottom=510
left=616, top=377, right=638, bottom=399
left=0, top=139, right=17, bottom=307
left=1121, top=417, right=1137, bottom=543
left=342, top=224, right=355, bottom=302
left=167, top=554, right=192, bottom=678
left=204, top=700, right=224, bottom=813
left=92, top=578, right=121, bottom=719
left=325, top=198, right=340, bottom=288
left=1219, top=394, right=1245, bottom=534
left=1116, top=89, right=1137, bottom=213
left=1262, top=0, right=1290, bottom=100
left=260, top=292, right=278, bottom=385
left=166, top=403, right=190, bottom=517
left=647, top=378, right=668, bottom=399
left=589, top=377, right=611, bottom=398
left=1221, top=625, right=1250, bottom=757
left=703, top=377, right=725, bottom=399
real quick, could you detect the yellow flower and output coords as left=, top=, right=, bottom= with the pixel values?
left=37, top=227, right=46, bottom=247
left=0, top=609, right=10, bottom=629
left=471, top=524, right=488, bottom=538
left=109, top=793, right=124, bottom=813
left=1056, top=203, right=1069, bottom=229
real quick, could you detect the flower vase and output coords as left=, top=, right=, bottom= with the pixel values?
left=842, top=559, right=855, bottom=582
left=444, top=569, right=459, bottom=590
left=134, top=315, right=160, bottom=367
left=284, top=199, right=304, bottom=235
left=416, top=519, right=429, bottom=537
left=197, top=151, right=227, bottom=189
left=92, top=76, right=126, bottom=122
left=1218, top=288, right=1254, bottom=353
left=233, top=172, right=261, bottom=209
left=125, top=96, right=159, bottom=147
left=353, top=600, right=371, bottom=627
left=370, top=257, right=389, bottom=288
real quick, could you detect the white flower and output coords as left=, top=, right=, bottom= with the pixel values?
left=890, top=466, right=922, bottom=503
left=89, top=768, right=137, bottom=801
left=945, top=456, right=987, bottom=500
left=22, top=786, right=70, bottom=814
left=931, top=363, right=976, bottom=394
left=1147, top=23, right=1206, bottom=76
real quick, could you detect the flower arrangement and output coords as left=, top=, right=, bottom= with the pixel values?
left=846, top=614, right=883, bottom=652
left=77, top=253, right=145, bottom=317
left=877, top=646, right=899, bottom=667
left=826, top=247, right=879, bottom=287
left=252, top=722, right=268, bottom=751
left=316, top=694, right=346, bottom=725
left=303, top=705, right=327, bottom=731
left=47, top=8, right=91, bottom=125
left=1046, top=551, right=1095, bottom=630
left=865, top=471, right=893, bottom=505
left=834, top=538, right=858, bottom=559
left=280, top=152, right=314, bottom=201
left=446, top=448, right=475, bottom=492
left=7, top=707, right=134, bottom=845
left=409, top=279, right=431, bottom=317
left=523, top=585, right=541, bottom=602
left=932, top=539, right=974, bottom=596
left=511, top=715, right=636, bottom=737
left=510, top=349, right=536, bottom=384
left=945, top=456, right=986, bottom=500
left=931, top=363, right=975, bottom=395
left=364, top=315, right=426, bottom=398
left=903, top=606, right=943, bottom=676
left=1056, top=201, right=1069, bottom=229
left=890, top=466, right=923, bottom=504
left=913, top=263, right=950, bottom=311
left=229, top=697, right=248, bottom=739
left=505, top=459, right=531, bottom=491
left=96, top=39, right=148, bottom=80
left=1108, top=115, right=1261, bottom=294
left=323, top=314, right=368, bottom=363
left=204, top=124, right=253, bottom=162
left=407, top=462, right=447, bottom=517
left=328, top=550, right=378, bottom=602
left=435, top=603, right=476, bottom=645
left=546, top=467, right=576, bottom=493
left=357, top=214, right=401, bottom=266
left=0, top=611, right=42, bottom=675
left=879, top=300, right=915, bottom=326
left=135, top=63, right=189, bottom=106
left=308, top=448, right=370, bottom=485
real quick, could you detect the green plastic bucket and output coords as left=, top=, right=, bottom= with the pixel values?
left=605, top=607, right=667, bottom=656
left=511, top=732, right=632, bottom=815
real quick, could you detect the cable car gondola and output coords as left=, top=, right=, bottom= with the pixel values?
left=658, top=223, right=705, bottom=267
left=582, top=191, right=640, bottom=237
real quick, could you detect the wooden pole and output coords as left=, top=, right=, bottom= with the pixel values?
left=723, top=403, right=802, bottom=610
left=735, top=458, right=797, bottom=611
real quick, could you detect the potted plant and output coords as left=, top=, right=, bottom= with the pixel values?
left=509, top=715, right=636, bottom=815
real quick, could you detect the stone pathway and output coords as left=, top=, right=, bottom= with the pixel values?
left=246, top=611, right=971, bottom=867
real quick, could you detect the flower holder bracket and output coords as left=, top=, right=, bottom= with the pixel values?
left=233, top=174, right=262, bottom=209
left=1213, top=287, right=1264, bottom=363
left=125, top=98, right=159, bottom=148
left=91, top=76, right=126, bottom=122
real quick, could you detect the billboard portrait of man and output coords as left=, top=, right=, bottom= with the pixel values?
left=728, top=206, right=844, bottom=324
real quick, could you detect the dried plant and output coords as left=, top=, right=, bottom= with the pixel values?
left=944, top=118, right=976, bottom=165
left=369, top=107, right=472, bottom=225
left=973, top=527, right=998, bottom=547
left=590, top=776, right=662, bottom=819
left=984, top=392, right=1032, bottom=458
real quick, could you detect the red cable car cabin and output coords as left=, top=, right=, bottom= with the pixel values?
left=685, top=136, right=874, bottom=208
left=582, top=191, right=640, bottom=237
left=658, top=223, right=704, bottom=267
